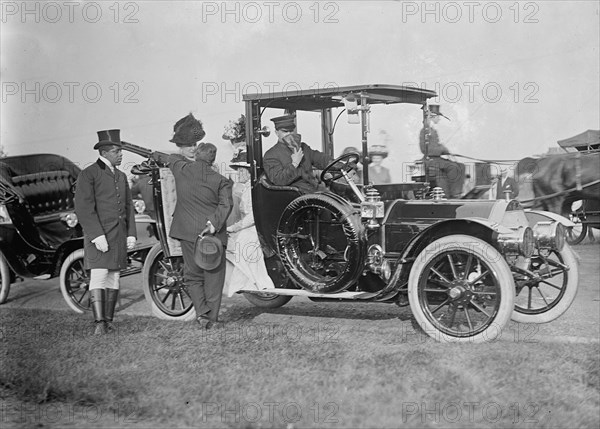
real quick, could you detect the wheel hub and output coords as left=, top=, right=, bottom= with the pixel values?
left=448, top=282, right=473, bottom=304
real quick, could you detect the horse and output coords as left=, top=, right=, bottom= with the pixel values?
left=515, top=152, right=600, bottom=215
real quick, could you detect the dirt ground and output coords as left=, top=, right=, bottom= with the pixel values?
left=1, top=242, right=599, bottom=428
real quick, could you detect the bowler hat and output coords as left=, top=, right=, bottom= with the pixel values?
left=170, top=113, right=206, bottom=147
left=194, top=234, right=223, bottom=270
left=271, top=114, right=296, bottom=131
left=94, top=129, right=123, bottom=150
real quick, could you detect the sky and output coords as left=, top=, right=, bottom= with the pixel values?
left=1, top=0, right=599, bottom=181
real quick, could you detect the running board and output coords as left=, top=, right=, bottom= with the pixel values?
left=240, top=288, right=380, bottom=300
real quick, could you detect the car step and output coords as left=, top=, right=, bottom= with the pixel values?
left=240, top=288, right=380, bottom=300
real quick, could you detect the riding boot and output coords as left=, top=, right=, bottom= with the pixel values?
left=90, top=288, right=107, bottom=335
left=105, top=289, right=119, bottom=332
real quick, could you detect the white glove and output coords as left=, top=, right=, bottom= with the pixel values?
left=127, top=236, right=136, bottom=250
left=291, top=148, right=304, bottom=167
left=93, top=235, right=109, bottom=253
left=207, top=220, right=216, bottom=235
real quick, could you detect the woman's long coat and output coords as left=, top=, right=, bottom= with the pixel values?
left=74, top=160, right=136, bottom=270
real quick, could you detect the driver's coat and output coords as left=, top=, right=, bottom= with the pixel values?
left=263, top=141, right=331, bottom=193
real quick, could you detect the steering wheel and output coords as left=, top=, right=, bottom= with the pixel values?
left=320, top=152, right=360, bottom=185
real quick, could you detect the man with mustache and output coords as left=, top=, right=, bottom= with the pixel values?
left=263, top=114, right=333, bottom=193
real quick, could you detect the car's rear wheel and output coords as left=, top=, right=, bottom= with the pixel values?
left=511, top=245, right=578, bottom=323
left=0, top=251, right=11, bottom=304
left=59, top=249, right=91, bottom=313
left=244, top=293, right=293, bottom=308
left=142, top=243, right=195, bottom=321
left=408, top=235, right=515, bottom=343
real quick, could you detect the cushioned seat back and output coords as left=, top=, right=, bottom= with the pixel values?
left=11, top=171, right=75, bottom=215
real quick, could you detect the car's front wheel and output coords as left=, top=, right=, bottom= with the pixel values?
left=408, top=235, right=515, bottom=343
left=142, top=243, right=195, bottom=321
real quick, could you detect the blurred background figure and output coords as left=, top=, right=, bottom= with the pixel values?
left=368, top=145, right=391, bottom=185
left=341, top=146, right=363, bottom=184
left=419, top=105, right=465, bottom=198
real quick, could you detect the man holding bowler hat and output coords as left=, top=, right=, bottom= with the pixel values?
left=167, top=114, right=233, bottom=330
left=74, top=129, right=137, bottom=335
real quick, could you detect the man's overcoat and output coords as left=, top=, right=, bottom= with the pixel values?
left=263, top=141, right=331, bottom=193
left=74, top=160, right=136, bottom=269
left=168, top=155, right=233, bottom=245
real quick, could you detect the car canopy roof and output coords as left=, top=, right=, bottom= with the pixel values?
left=243, top=84, right=437, bottom=111
left=557, top=130, right=600, bottom=152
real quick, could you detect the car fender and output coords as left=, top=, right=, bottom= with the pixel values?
left=399, top=217, right=511, bottom=262
left=524, top=209, right=576, bottom=228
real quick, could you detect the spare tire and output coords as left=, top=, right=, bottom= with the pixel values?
left=277, top=193, right=366, bottom=293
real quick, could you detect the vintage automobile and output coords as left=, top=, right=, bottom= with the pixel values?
left=128, top=84, right=578, bottom=343
left=0, top=153, right=158, bottom=312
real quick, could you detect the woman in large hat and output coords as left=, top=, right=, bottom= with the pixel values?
left=170, top=113, right=206, bottom=160
left=224, top=151, right=275, bottom=296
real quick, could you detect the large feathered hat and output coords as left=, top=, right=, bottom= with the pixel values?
left=222, top=114, right=246, bottom=143
left=170, top=113, right=206, bottom=147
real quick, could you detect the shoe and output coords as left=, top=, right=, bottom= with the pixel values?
left=93, top=321, right=107, bottom=335
left=205, top=321, right=225, bottom=330
left=195, top=317, right=209, bottom=330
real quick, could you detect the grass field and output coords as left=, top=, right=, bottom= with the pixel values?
left=1, top=307, right=599, bottom=428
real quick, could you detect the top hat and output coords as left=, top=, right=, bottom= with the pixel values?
left=368, top=144, right=388, bottom=159
left=229, top=150, right=250, bottom=169
left=94, top=129, right=123, bottom=150
left=193, top=234, right=223, bottom=270
left=222, top=114, right=246, bottom=143
left=170, top=113, right=206, bottom=147
left=271, top=114, right=296, bottom=131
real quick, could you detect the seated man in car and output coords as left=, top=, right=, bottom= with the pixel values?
left=263, top=114, right=334, bottom=193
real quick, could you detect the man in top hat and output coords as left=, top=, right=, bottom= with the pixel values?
left=263, top=114, right=334, bottom=193
left=418, top=104, right=465, bottom=198
left=168, top=142, right=233, bottom=330
left=74, top=129, right=137, bottom=335
left=170, top=113, right=206, bottom=160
